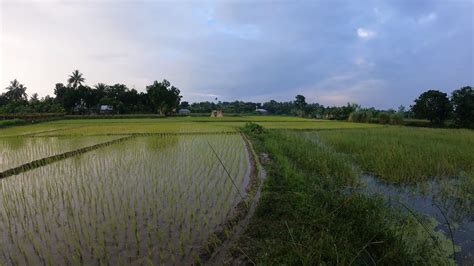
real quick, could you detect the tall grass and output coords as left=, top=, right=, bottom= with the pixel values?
left=306, top=127, right=474, bottom=182
left=238, top=129, right=454, bottom=264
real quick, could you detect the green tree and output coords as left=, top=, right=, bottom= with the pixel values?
left=54, top=83, right=77, bottom=112
left=294, top=94, right=307, bottom=117
left=67, top=70, right=85, bottom=89
left=411, top=90, right=452, bottom=124
left=146, top=79, right=182, bottom=115
left=451, top=86, right=474, bottom=128
left=4, top=79, right=28, bottom=102
left=179, top=101, right=190, bottom=109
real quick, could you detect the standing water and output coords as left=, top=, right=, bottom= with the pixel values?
left=357, top=175, right=473, bottom=265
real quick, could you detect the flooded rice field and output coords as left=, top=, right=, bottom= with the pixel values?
left=0, top=134, right=251, bottom=264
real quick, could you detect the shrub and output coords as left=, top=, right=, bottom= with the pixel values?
left=242, top=122, right=266, bottom=135
left=349, top=111, right=373, bottom=123
left=390, top=113, right=404, bottom=125
left=378, top=112, right=391, bottom=124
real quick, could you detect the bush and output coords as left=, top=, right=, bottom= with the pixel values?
left=390, top=113, right=404, bottom=125
left=378, top=112, right=391, bottom=124
left=242, top=122, right=266, bottom=135
left=0, top=119, right=26, bottom=128
left=348, top=111, right=373, bottom=123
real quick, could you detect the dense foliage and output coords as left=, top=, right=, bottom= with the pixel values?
left=411, top=90, right=452, bottom=125
left=451, top=86, right=474, bottom=128
left=1, top=73, right=472, bottom=128
left=1, top=70, right=181, bottom=115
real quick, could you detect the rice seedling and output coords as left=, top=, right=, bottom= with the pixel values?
left=0, top=135, right=125, bottom=173
left=0, top=134, right=251, bottom=264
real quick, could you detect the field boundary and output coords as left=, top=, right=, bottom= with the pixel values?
left=25, top=131, right=240, bottom=137
left=198, top=133, right=264, bottom=264
left=0, top=136, right=134, bottom=179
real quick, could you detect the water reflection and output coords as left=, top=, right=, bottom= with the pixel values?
left=356, top=175, right=473, bottom=265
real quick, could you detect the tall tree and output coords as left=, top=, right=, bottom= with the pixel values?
left=146, top=79, right=182, bottom=115
left=451, top=86, right=474, bottom=128
left=411, top=90, right=452, bottom=124
left=94, top=83, right=108, bottom=91
left=4, top=79, right=28, bottom=102
left=294, top=95, right=307, bottom=110
left=67, top=70, right=85, bottom=89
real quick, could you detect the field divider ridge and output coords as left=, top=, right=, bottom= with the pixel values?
left=28, top=131, right=240, bottom=137
left=0, top=135, right=134, bottom=179
left=198, top=132, right=265, bottom=263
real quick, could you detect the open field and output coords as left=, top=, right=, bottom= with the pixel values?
left=0, top=117, right=381, bottom=137
left=0, top=116, right=472, bottom=264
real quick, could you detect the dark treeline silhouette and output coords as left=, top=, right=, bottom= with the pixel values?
left=1, top=70, right=182, bottom=115
left=0, top=71, right=472, bottom=128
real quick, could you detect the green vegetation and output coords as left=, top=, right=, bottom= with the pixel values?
left=310, top=127, right=474, bottom=182
left=0, top=116, right=472, bottom=264
left=0, top=134, right=250, bottom=264
left=0, top=119, right=26, bottom=128
left=238, top=129, right=455, bottom=264
left=412, top=90, right=452, bottom=125
left=0, top=117, right=379, bottom=137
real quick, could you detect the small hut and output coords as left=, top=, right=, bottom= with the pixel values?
left=210, top=110, right=223, bottom=117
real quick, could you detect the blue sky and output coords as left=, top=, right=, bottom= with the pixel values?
left=1, top=0, right=473, bottom=108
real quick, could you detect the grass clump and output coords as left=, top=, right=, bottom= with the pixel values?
left=237, top=129, right=454, bottom=264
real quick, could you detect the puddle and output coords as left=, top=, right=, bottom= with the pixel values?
left=355, top=175, right=473, bottom=265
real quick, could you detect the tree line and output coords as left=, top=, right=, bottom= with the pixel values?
left=1, top=71, right=472, bottom=128
left=1, top=70, right=182, bottom=115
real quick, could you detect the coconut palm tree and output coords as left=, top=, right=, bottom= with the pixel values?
left=94, top=83, right=108, bottom=91
left=67, top=70, right=85, bottom=89
left=5, top=79, right=28, bottom=102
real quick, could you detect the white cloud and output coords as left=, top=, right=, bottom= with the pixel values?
left=357, top=28, right=376, bottom=39
left=418, top=12, right=437, bottom=24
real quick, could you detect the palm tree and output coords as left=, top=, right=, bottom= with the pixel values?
left=5, top=79, right=28, bottom=102
left=67, top=70, right=85, bottom=89
left=94, top=83, right=108, bottom=91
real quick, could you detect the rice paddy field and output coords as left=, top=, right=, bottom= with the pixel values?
left=1, top=116, right=473, bottom=264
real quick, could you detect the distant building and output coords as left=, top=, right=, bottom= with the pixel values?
left=256, top=108, right=268, bottom=114
left=100, top=105, right=113, bottom=114
left=210, top=110, right=223, bottom=117
left=178, top=108, right=191, bottom=114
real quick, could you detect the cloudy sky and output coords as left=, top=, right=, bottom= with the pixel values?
left=1, top=0, right=473, bottom=108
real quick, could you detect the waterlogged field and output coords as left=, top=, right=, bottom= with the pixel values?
left=291, top=127, right=474, bottom=263
left=0, top=136, right=124, bottom=172
left=2, top=117, right=472, bottom=264
left=306, top=127, right=474, bottom=182
left=0, top=134, right=250, bottom=264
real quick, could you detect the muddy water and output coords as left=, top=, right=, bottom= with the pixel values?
left=357, top=175, right=473, bottom=265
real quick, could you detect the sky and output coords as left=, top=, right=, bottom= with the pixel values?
left=1, top=0, right=473, bottom=109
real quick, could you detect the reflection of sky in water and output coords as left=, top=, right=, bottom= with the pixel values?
left=355, top=175, right=473, bottom=265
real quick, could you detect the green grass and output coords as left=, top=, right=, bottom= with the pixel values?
left=301, top=127, right=474, bottom=183
left=0, top=119, right=27, bottom=128
left=238, top=129, right=454, bottom=264
left=0, top=116, right=379, bottom=137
